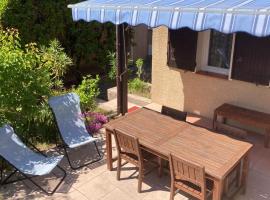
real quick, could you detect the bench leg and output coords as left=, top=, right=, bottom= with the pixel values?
left=213, top=111, right=218, bottom=130
left=264, top=131, right=270, bottom=148
left=222, top=117, right=227, bottom=124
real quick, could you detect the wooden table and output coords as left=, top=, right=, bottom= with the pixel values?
left=213, top=103, right=270, bottom=148
left=104, top=108, right=253, bottom=200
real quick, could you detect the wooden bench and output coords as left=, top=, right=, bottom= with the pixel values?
left=213, top=103, right=270, bottom=148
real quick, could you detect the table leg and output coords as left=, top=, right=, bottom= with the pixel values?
left=213, top=111, right=218, bottom=130
left=158, top=157, right=163, bottom=177
left=213, top=178, right=224, bottom=200
left=241, top=153, right=250, bottom=194
left=264, top=131, right=269, bottom=148
left=106, top=129, right=113, bottom=171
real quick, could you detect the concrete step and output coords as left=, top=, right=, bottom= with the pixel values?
left=97, top=98, right=142, bottom=112
left=107, top=86, right=151, bottom=107
left=107, top=87, right=117, bottom=101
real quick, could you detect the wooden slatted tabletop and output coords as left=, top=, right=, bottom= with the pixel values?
left=104, top=108, right=253, bottom=200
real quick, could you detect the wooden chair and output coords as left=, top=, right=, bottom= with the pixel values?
left=169, top=154, right=213, bottom=200
left=161, top=106, right=187, bottom=122
left=114, top=129, right=156, bottom=193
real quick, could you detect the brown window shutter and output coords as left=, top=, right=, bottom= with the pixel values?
left=232, top=33, right=270, bottom=86
left=168, top=28, right=198, bottom=71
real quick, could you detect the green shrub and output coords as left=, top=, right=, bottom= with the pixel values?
left=0, top=29, right=51, bottom=126
left=74, top=75, right=100, bottom=110
left=0, top=0, right=115, bottom=71
left=0, top=28, right=72, bottom=143
left=41, top=40, right=73, bottom=89
left=107, top=51, right=116, bottom=81
left=128, top=58, right=150, bottom=98
left=0, top=1, right=8, bottom=18
left=128, top=78, right=151, bottom=98
left=135, top=58, right=144, bottom=79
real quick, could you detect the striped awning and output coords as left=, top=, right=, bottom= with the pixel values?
left=68, top=0, right=270, bottom=37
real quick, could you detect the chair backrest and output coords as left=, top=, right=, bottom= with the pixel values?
left=161, top=106, right=187, bottom=122
left=48, top=93, right=91, bottom=147
left=114, top=129, right=141, bottom=160
left=0, top=125, right=46, bottom=175
left=169, top=154, right=206, bottom=199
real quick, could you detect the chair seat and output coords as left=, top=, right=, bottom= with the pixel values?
left=68, top=134, right=98, bottom=149
left=141, top=149, right=157, bottom=160
left=174, top=178, right=213, bottom=196
left=120, top=149, right=157, bottom=166
left=0, top=125, right=64, bottom=176
left=19, top=155, right=64, bottom=176
left=48, top=93, right=98, bottom=149
left=120, top=152, right=139, bottom=165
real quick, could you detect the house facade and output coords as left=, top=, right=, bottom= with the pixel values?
left=151, top=26, right=270, bottom=123
left=131, top=25, right=152, bottom=62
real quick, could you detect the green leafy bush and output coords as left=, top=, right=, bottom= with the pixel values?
left=74, top=75, right=100, bottom=110
left=41, top=39, right=73, bottom=89
left=0, top=0, right=115, bottom=71
left=107, top=51, right=116, bottom=81
left=135, top=58, right=144, bottom=79
left=128, top=78, right=151, bottom=98
left=128, top=58, right=150, bottom=98
left=0, top=29, right=51, bottom=124
left=0, top=28, right=72, bottom=143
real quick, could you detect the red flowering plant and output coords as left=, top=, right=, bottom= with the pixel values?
left=82, top=112, right=108, bottom=135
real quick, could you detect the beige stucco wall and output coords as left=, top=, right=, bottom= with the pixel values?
left=151, top=26, right=270, bottom=120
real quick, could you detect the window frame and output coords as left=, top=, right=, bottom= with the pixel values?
left=196, top=30, right=236, bottom=77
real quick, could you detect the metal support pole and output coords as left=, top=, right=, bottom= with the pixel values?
left=116, top=24, right=128, bottom=115
left=0, top=158, right=3, bottom=184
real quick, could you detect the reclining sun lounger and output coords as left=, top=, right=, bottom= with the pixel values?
left=49, top=93, right=102, bottom=170
left=0, top=125, right=66, bottom=195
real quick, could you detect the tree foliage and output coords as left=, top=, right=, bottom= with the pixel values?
left=41, top=40, right=73, bottom=89
left=135, top=58, right=144, bottom=79
left=0, top=0, right=115, bottom=71
left=74, top=75, right=100, bottom=110
left=0, top=28, right=72, bottom=141
left=107, top=51, right=117, bottom=81
left=0, top=29, right=51, bottom=121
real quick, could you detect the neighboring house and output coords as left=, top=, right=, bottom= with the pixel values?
left=131, top=25, right=152, bottom=62
left=130, top=25, right=152, bottom=81
left=151, top=26, right=270, bottom=124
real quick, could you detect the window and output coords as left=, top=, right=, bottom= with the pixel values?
left=168, top=29, right=270, bottom=86
left=208, top=31, right=233, bottom=72
left=198, top=30, right=234, bottom=76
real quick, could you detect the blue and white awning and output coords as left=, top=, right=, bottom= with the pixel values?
left=68, top=0, right=270, bottom=37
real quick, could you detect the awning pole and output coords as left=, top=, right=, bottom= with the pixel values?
left=116, top=24, right=128, bottom=115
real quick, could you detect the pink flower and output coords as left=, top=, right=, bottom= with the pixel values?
left=82, top=111, right=108, bottom=134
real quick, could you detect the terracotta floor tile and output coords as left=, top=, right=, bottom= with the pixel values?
left=76, top=172, right=116, bottom=200
left=101, top=188, right=136, bottom=200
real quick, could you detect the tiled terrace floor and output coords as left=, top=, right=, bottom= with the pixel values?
left=1, top=115, right=270, bottom=200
